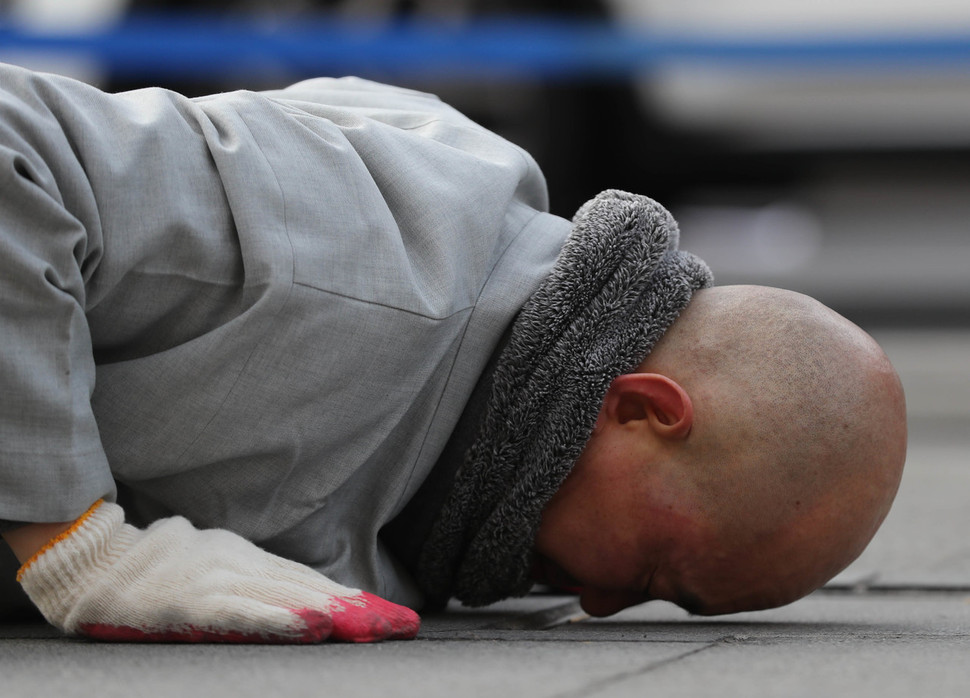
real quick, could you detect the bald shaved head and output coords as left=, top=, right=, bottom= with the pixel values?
left=533, top=284, right=906, bottom=617
left=642, top=285, right=907, bottom=611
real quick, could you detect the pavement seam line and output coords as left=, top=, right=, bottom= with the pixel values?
left=544, top=640, right=721, bottom=698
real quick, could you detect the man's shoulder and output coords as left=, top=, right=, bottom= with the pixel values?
left=258, top=76, right=448, bottom=116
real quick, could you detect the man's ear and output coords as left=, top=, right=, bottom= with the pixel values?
left=599, top=373, right=693, bottom=440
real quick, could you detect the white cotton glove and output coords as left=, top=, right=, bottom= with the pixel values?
left=17, top=500, right=420, bottom=643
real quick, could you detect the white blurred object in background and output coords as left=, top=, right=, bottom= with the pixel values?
left=607, top=0, right=970, bottom=148
left=2, top=0, right=128, bottom=82
left=676, top=203, right=823, bottom=276
left=9, top=0, right=128, bottom=30
left=608, top=0, right=970, bottom=35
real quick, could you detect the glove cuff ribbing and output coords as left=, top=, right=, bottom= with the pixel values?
left=17, top=500, right=131, bottom=628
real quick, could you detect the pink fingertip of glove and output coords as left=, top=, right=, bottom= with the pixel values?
left=328, top=592, right=420, bottom=643
left=359, top=592, right=421, bottom=640
left=78, top=609, right=333, bottom=644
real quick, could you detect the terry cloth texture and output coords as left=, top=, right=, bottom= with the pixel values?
left=416, top=190, right=714, bottom=607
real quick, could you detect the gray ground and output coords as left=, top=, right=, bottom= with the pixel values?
left=3, top=329, right=968, bottom=697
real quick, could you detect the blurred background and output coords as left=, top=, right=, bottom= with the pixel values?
left=2, top=0, right=968, bottom=589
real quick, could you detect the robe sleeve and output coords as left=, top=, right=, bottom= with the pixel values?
left=0, top=64, right=116, bottom=521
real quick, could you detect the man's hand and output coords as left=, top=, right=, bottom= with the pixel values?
left=12, top=500, right=419, bottom=643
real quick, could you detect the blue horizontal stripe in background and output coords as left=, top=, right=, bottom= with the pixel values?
left=2, top=14, right=970, bottom=81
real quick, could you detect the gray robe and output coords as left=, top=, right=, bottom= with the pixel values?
left=0, top=63, right=571, bottom=607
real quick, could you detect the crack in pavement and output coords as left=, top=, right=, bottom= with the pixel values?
left=546, top=639, right=725, bottom=698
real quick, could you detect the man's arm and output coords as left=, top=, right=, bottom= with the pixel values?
left=2, top=519, right=77, bottom=565
left=0, top=66, right=421, bottom=644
